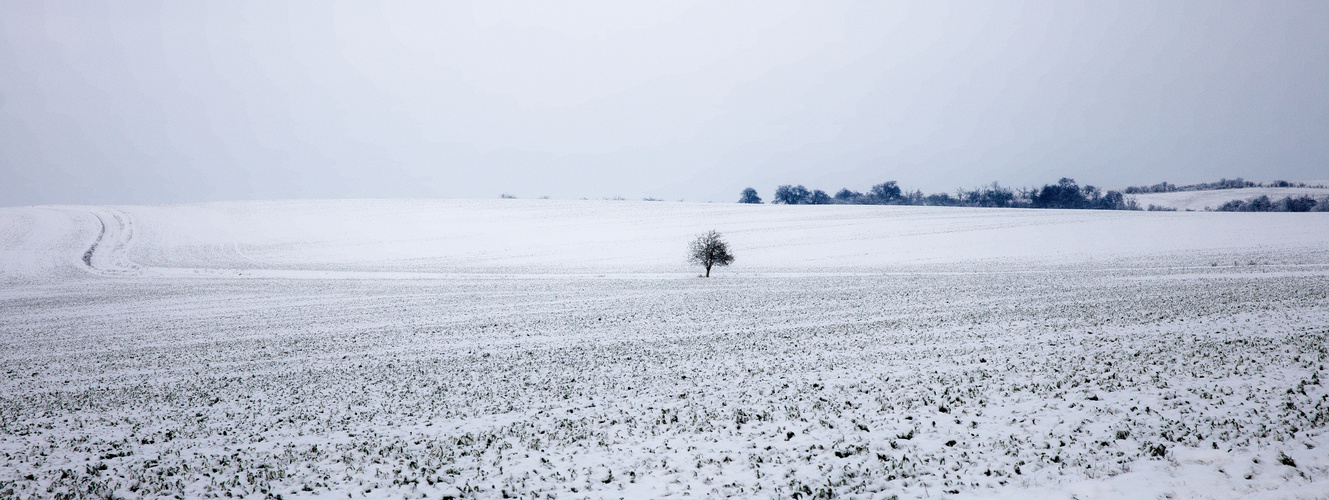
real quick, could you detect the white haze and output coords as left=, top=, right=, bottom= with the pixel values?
left=3, top=1, right=1329, bottom=205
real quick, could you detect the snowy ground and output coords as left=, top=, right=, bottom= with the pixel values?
left=2, top=200, right=1328, bottom=499
left=1129, top=187, right=1329, bottom=211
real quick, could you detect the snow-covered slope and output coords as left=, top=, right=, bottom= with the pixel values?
left=4, top=199, right=1329, bottom=281
left=0, top=207, right=97, bottom=283
left=1130, top=187, right=1329, bottom=211
left=2, top=200, right=1328, bottom=499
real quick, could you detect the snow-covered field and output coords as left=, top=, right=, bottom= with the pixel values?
left=1130, top=187, right=1329, bottom=211
left=2, top=200, right=1328, bottom=499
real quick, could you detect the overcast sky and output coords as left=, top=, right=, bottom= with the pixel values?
left=3, top=1, right=1328, bottom=205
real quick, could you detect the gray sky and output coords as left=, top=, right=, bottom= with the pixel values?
left=3, top=1, right=1328, bottom=205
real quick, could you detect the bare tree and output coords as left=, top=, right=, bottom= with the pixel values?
left=688, top=230, right=734, bottom=277
left=738, top=187, right=762, bottom=204
left=773, top=185, right=811, bottom=204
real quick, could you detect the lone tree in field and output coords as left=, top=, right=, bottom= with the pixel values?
left=738, top=187, right=762, bottom=204
left=689, top=230, right=734, bottom=277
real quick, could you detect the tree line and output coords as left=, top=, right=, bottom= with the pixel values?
left=1217, top=195, right=1327, bottom=212
left=1122, top=177, right=1325, bottom=194
left=739, top=178, right=1139, bottom=210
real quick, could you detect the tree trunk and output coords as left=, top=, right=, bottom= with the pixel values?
left=705, top=264, right=711, bottom=277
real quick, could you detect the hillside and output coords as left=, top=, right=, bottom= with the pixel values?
left=2, top=200, right=1327, bottom=499
left=1129, top=187, right=1329, bottom=211
left=4, top=200, right=1329, bottom=282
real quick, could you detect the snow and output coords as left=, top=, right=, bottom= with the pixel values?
left=1, top=199, right=1328, bottom=499
left=7, top=199, right=1328, bottom=279
left=1129, top=187, right=1329, bottom=211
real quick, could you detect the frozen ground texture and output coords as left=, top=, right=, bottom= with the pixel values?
left=1, top=199, right=1328, bottom=499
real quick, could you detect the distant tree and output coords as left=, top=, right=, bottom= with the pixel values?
left=1220, top=194, right=1318, bottom=212
left=959, top=187, right=979, bottom=205
left=1126, top=177, right=1258, bottom=194
left=869, top=181, right=902, bottom=204
left=751, top=177, right=1144, bottom=210
left=688, top=230, right=735, bottom=277
left=902, top=189, right=927, bottom=205
left=500, top=193, right=517, bottom=199
left=983, top=182, right=1016, bottom=207
left=1081, top=185, right=1101, bottom=202
left=1096, top=190, right=1126, bottom=210
left=1247, top=195, right=1272, bottom=212
left=1216, top=177, right=1252, bottom=190
left=833, top=189, right=863, bottom=202
left=1031, top=178, right=1088, bottom=209
left=738, top=187, right=763, bottom=204
left=952, top=182, right=1016, bottom=208
left=773, top=185, right=812, bottom=204
left=1283, top=195, right=1317, bottom=212
left=1218, top=195, right=1271, bottom=212
left=925, top=192, right=958, bottom=206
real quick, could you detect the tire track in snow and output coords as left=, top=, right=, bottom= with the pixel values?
left=82, top=208, right=140, bottom=276
left=81, top=213, right=105, bottom=267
